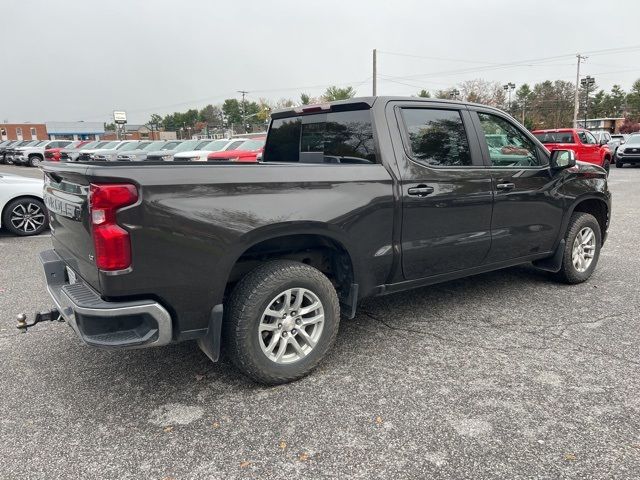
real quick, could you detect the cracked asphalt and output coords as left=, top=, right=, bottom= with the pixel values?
left=1, top=164, right=639, bottom=479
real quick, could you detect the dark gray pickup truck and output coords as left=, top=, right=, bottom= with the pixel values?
left=32, top=97, right=610, bottom=384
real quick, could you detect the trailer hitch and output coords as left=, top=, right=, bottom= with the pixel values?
left=16, top=308, right=63, bottom=333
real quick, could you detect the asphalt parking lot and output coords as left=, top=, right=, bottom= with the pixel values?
left=1, top=164, right=639, bottom=479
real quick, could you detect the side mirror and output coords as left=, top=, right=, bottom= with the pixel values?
left=550, top=149, right=576, bottom=169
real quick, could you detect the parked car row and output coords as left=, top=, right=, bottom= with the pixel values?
left=532, top=128, right=615, bottom=172
left=0, top=136, right=269, bottom=167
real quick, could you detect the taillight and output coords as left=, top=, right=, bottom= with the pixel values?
left=89, top=183, right=138, bottom=271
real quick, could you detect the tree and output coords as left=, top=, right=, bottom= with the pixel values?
left=322, top=85, right=356, bottom=101
left=199, top=104, right=223, bottom=126
left=222, top=99, right=243, bottom=125
left=607, top=85, right=626, bottom=117
left=300, top=93, right=311, bottom=105
left=619, top=117, right=640, bottom=134
left=459, top=79, right=505, bottom=108
left=626, top=78, right=640, bottom=121
left=417, top=89, right=431, bottom=98
left=147, top=114, right=163, bottom=133
left=104, top=122, right=116, bottom=131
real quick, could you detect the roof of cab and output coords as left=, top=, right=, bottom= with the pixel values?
left=271, top=96, right=507, bottom=119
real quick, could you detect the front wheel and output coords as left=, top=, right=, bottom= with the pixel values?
left=28, top=155, right=42, bottom=167
left=555, top=212, right=601, bottom=284
left=223, top=260, right=340, bottom=384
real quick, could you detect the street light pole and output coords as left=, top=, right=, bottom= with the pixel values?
left=580, top=76, right=596, bottom=128
left=503, top=82, right=515, bottom=113
left=238, top=90, right=249, bottom=133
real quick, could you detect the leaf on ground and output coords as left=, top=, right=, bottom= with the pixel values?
left=195, top=374, right=205, bottom=381
left=299, top=452, right=310, bottom=461
left=564, top=453, right=577, bottom=461
left=279, top=441, right=287, bottom=450
left=240, top=461, right=251, bottom=468
left=212, top=422, right=220, bottom=429
left=375, top=416, right=383, bottom=424
left=163, top=426, right=174, bottom=433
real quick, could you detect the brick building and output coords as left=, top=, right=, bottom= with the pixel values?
left=0, top=123, right=48, bottom=141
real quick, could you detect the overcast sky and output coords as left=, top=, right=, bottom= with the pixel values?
left=2, top=0, right=640, bottom=124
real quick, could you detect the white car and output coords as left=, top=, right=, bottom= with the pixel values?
left=173, top=139, right=245, bottom=162
left=13, top=140, right=74, bottom=167
left=0, top=173, right=47, bottom=236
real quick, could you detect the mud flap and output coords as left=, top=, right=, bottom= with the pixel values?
left=532, top=239, right=566, bottom=273
left=197, top=304, right=224, bottom=362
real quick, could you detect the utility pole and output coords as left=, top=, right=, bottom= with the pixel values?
left=581, top=75, right=596, bottom=127
left=238, top=90, right=248, bottom=133
left=372, top=49, right=377, bottom=96
left=573, top=54, right=587, bottom=128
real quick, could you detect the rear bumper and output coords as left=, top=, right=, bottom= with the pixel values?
left=40, top=249, right=173, bottom=349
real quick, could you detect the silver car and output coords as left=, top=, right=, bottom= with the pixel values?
left=144, top=139, right=213, bottom=161
left=91, top=140, right=152, bottom=161
left=116, top=140, right=183, bottom=161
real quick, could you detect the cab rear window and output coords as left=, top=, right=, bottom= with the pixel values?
left=264, top=109, right=377, bottom=164
left=533, top=132, right=574, bottom=143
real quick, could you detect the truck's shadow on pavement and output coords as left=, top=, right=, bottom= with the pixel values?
left=36, top=263, right=576, bottom=396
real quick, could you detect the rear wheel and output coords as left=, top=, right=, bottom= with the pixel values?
left=2, top=198, right=48, bottom=236
left=555, top=212, right=601, bottom=284
left=616, top=160, right=623, bottom=168
left=603, top=158, right=610, bottom=174
left=223, top=260, right=340, bottom=384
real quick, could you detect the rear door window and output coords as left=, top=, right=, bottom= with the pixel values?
left=399, top=108, right=472, bottom=167
left=264, top=109, right=376, bottom=164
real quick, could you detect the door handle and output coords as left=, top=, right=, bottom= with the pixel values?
left=496, top=182, right=515, bottom=191
left=407, top=185, right=434, bottom=197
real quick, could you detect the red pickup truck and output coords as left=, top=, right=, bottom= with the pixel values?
left=532, top=129, right=612, bottom=172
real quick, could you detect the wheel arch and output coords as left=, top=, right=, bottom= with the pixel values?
left=566, top=195, right=609, bottom=244
left=221, top=223, right=359, bottom=308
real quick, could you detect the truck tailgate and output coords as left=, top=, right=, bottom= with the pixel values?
left=42, top=167, right=100, bottom=291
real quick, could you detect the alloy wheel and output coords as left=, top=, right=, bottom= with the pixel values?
left=572, top=226, right=596, bottom=273
left=258, top=287, right=325, bottom=364
left=10, top=202, right=46, bottom=234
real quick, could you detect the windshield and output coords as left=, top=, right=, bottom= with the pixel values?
left=73, top=141, right=99, bottom=150
left=533, top=132, right=574, bottom=143
left=236, top=139, right=266, bottom=151
left=157, top=140, right=181, bottom=150
left=35, top=141, right=48, bottom=146
left=202, top=139, right=231, bottom=151
left=193, top=140, right=214, bottom=151
left=141, top=141, right=166, bottom=151
left=172, top=140, right=198, bottom=152
left=116, top=141, right=144, bottom=151
left=626, top=135, right=640, bottom=145
left=98, top=141, right=120, bottom=149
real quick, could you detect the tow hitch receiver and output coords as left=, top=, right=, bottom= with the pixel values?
left=16, top=309, right=63, bottom=333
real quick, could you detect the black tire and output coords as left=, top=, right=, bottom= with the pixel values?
left=555, top=212, right=601, bottom=284
left=28, top=154, right=43, bottom=167
left=616, top=160, right=623, bottom=168
left=603, top=158, right=610, bottom=174
left=223, top=260, right=340, bottom=384
left=2, top=197, right=48, bottom=236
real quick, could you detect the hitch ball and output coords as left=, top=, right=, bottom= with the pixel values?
left=16, top=314, right=28, bottom=332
